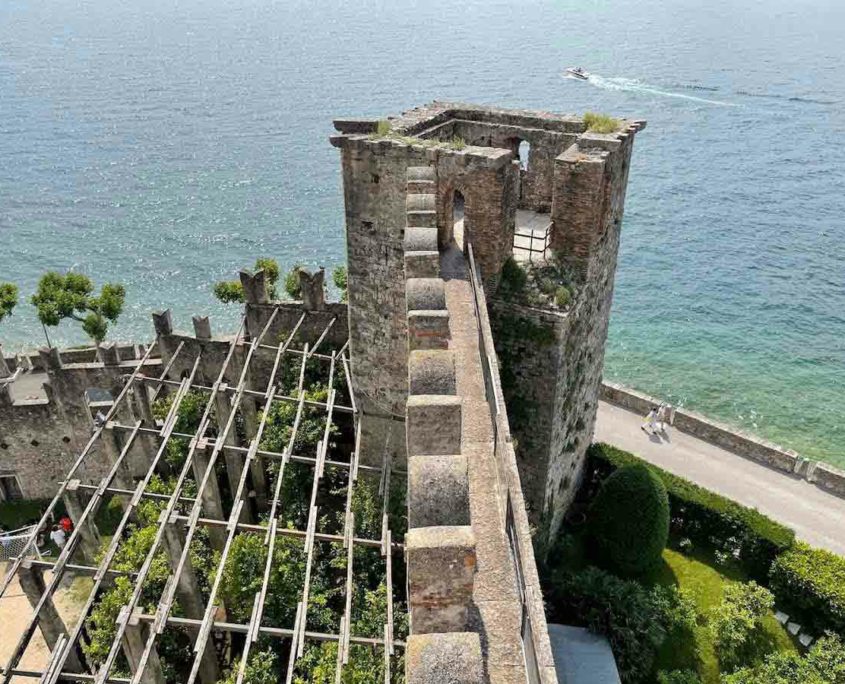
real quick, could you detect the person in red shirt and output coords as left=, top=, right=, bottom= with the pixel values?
left=59, top=516, right=73, bottom=535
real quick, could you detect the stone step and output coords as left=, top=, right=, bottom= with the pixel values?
left=407, top=166, right=436, bottom=182
left=407, top=209, right=437, bottom=228
left=407, top=193, right=436, bottom=212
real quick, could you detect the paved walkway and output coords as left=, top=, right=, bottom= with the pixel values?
left=595, top=401, right=845, bottom=556
left=442, top=243, right=526, bottom=684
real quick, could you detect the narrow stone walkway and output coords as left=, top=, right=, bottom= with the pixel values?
left=441, top=243, right=527, bottom=684
left=596, top=401, right=845, bottom=556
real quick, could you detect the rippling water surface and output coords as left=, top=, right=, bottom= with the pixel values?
left=1, top=0, right=843, bottom=464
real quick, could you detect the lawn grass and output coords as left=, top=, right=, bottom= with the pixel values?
left=647, top=548, right=797, bottom=683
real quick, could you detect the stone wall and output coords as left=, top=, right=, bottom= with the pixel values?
left=491, top=121, right=644, bottom=537
left=0, top=292, right=343, bottom=500
left=0, top=345, right=162, bottom=499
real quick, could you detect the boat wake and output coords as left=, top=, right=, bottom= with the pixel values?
left=570, top=73, right=737, bottom=106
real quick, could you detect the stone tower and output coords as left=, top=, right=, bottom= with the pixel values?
left=332, top=101, right=644, bottom=539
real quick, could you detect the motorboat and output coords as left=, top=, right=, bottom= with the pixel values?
left=565, top=67, right=590, bottom=80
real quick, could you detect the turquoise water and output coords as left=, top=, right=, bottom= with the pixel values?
left=1, top=0, right=843, bottom=464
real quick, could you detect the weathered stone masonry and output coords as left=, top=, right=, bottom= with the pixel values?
left=332, top=101, right=643, bottom=541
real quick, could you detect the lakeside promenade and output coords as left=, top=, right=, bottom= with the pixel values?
left=595, top=400, right=845, bottom=557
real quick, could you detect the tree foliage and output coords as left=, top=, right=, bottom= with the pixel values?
left=213, top=258, right=281, bottom=304
left=587, top=444, right=794, bottom=582
left=332, top=266, right=348, bottom=302
left=284, top=263, right=303, bottom=299
left=31, top=271, right=125, bottom=343
left=709, top=582, right=775, bottom=671
left=588, top=463, right=670, bottom=576
left=546, top=565, right=697, bottom=683
left=0, top=282, right=18, bottom=323
left=723, top=634, right=845, bottom=684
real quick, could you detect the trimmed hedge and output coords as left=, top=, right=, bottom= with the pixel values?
left=769, top=542, right=845, bottom=638
left=587, top=444, right=795, bottom=581
left=589, top=464, right=670, bottom=577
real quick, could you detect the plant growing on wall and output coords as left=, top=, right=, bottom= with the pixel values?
left=214, top=258, right=281, bottom=304
left=31, top=272, right=125, bottom=345
left=0, top=282, right=19, bottom=323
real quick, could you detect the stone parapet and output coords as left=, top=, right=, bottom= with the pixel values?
left=405, top=525, right=477, bottom=634
left=408, top=455, right=470, bottom=528
left=405, top=632, right=484, bottom=683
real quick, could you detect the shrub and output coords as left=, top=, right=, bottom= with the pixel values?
left=657, top=670, right=701, bottom=684
left=588, top=464, right=670, bottom=576
left=375, top=120, right=391, bottom=136
left=584, top=111, right=622, bottom=134
left=769, top=542, right=845, bottom=638
left=450, top=136, right=467, bottom=150
left=498, top=257, right=527, bottom=297
left=546, top=566, right=690, bottom=683
left=587, top=444, right=795, bottom=581
left=709, top=581, right=775, bottom=670
left=555, top=285, right=572, bottom=308
left=723, top=633, right=845, bottom=684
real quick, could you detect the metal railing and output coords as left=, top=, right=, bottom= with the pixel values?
left=513, top=224, right=552, bottom=262
left=465, top=239, right=550, bottom=684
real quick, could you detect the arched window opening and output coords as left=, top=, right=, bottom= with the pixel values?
left=452, top=190, right=466, bottom=250
left=518, top=140, right=530, bottom=171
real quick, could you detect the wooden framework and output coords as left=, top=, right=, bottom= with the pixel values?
left=0, top=307, right=405, bottom=684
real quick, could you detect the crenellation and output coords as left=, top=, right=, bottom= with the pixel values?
left=1, top=101, right=645, bottom=684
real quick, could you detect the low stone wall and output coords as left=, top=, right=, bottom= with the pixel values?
left=600, top=381, right=845, bottom=498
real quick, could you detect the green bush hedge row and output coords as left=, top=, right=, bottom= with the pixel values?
left=769, top=542, right=845, bottom=638
left=586, top=443, right=795, bottom=582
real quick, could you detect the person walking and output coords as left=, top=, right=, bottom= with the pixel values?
left=656, top=403, right=670, bottom=433
left=642, top=406, right=658, bottom=433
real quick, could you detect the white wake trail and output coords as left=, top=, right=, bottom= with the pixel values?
left=574, top=74, right=737, bottom=107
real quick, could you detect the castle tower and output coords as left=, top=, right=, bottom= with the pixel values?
left=332, top=102, right=645, bottom=536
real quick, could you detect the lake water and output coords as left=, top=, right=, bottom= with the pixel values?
left=1, top=0, right=843, bottom=465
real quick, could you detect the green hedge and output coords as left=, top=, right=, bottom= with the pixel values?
left=589, top=464, right=670, bottom=577
left=769, top=542, right=845, bottom=638
left=586, top=444, right=795, bottom=581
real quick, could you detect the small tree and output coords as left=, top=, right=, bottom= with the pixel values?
left=588, top=464, right=670, bottom=576
left=0, top=282, right=18, bottom=323
left=214, top=258, right=281, bottom=304
left=710, top=581, right=775, bottom=670
left=31, top=272, right=125, bottom=345
left=723, top=633, right=845, bottom=684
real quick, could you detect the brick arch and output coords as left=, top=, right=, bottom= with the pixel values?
left=438, top=182, right=470, bottom=249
